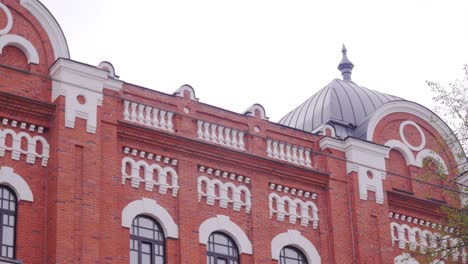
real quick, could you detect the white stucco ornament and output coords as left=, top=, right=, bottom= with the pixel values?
left=399, top=121, right=426, bottom=151
left=0, top=2, right=40, bottom=64
left=0, top=3, right=13, bottom=35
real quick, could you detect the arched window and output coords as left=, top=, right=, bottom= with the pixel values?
left=279, top=246, right=308, bottom=264
left=130, top=215, right=165, bottom=264
left=0, top=186, right=16, bottom=259
left=207, top=232, right=239, bottom=264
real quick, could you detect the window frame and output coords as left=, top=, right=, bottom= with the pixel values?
left=279, top=246, right=308, bottom=264
left=206, top=231, right=240, bottom=264
left=130, top=215, right=165, bottom=264
left=0, top=186, right=17, bottom=260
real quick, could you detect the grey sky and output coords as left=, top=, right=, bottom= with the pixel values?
left=41, top=0, right=468, bottom=121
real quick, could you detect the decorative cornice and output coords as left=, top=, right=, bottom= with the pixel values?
left=269, top=183, right=317, bottom=199
left=123, top=146, right=178, bottom=166
left=198, top=165, right=250, bottom=184
left=1, top=117, right=44, bottom=134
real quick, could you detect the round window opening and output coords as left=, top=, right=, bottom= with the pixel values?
left=76, top=95, right=86, bottom=105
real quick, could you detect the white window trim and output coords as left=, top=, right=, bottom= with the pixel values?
left=121, top=198, right=178, bottom=239
left=0, top=166, right=33, bottom=202
left=199, top=215, right=253, bottom=255
left=271, top=230, right=321, bottom=264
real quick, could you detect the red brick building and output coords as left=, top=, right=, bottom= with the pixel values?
left=0, top=1, right=466, bottom=263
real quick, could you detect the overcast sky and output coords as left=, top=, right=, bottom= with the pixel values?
left=40, top=0, right=468, bottom=121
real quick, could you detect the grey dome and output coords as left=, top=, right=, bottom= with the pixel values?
left=278, top=78, right=403, bottom=138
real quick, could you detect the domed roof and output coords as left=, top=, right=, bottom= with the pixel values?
left=279, top=79, right=402, bottom=131
left=278, top=47, right=404, bottom=138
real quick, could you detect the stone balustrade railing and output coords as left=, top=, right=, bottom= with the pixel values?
left=267, top=139, right=312, bottom=167
left=123, top=100, right=174, bottom=132
left=196, top=120, right=246, bottom=150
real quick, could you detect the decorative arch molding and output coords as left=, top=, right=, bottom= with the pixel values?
left=0, top=35, right=39, bottom=64
left=121, top=198, right=178, bottom=239
left=20, top=0, right=70, bottom=59
left=415, top=149, right=448, bottom=175
left=271, top=230, right=321, bottom=264
left=199, top=215, right=252, bottom=255
left=384, top=139, right=416, bottom=166
left=0, top=166, right=33, bottom=202
left=366, top=101, right=466, bottom=172
left=0, top=2, right=13, bottom=35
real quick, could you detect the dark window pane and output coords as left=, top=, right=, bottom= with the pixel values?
left=280, top=246, right=308, bottom=264
left=207, top=232, right=239, bottom=264
left=130, top=215, right=165, bottom=264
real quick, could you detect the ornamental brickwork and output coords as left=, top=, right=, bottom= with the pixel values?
left=0, top=1, right=466, bottom=264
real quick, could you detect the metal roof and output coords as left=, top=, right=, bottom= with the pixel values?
left=278, top=78, right=403, bottom=137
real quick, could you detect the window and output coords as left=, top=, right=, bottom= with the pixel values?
left=130, top=216, right=165, bottom=264
left=279, top=246, right=308, bottom=264
left=0, top=186, right=16, bottom=259
left=207, top=232, right=239, bottom=264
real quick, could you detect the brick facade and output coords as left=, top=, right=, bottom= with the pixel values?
left=0, top=1, right=466, bottom=264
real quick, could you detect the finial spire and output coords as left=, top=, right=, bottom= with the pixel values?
left=338, top=44, right=354, bottom=81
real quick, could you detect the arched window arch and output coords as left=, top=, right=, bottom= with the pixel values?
left=130, top=215, right=165, bottom=264
left=0, top=185, right=17, bottom=259
left=279, top=246, right=308, bottom=264
left=207, top=232, right=239, bottom=264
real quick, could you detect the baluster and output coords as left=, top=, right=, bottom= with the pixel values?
left=152, top=108, right=160, bottom=128
left=231, top=130, right=238, bottom=148
left=292, top=145, right=299, bottom=164
left=197, top=121, right=204, bottom=138
left=305, top=149, right=312, bottom=167
left=286, top=144, right=292, bottom=161
left=130, top=103, right=138, bottom=121
left=211, top=124, right=218, bottom=143
left=224, top=128, right=231, bottom=146
left=137, top=104, right=145, bottom=124
left=279, top=142, right=285, bottom=160
left=217, top=126, right=225, bottom=145
left=203, top=122, right=211, bottom=140
left=267, top=139, right=273, bottom=157
left=166, top=112, right=174, bottom=131
left=123, top=101, right=130, bottom=120
left=159, top=110, right=167, bottom=129
left=298, top=147, right=305, bottom=165
left=238, top=132, right=245, bottom=150
left=145, top=106, right=152, bottom=126
left=272, top=141, right=279, bottom=158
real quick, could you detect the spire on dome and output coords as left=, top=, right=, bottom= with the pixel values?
left=337, top=44, right=354, bottom=81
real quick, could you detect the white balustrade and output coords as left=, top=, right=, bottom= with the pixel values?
left=196, top=120, right=246, bottom=150
left=267, top=139, right=312, bottom=167
left=123, top=100, right=174, bottom=132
